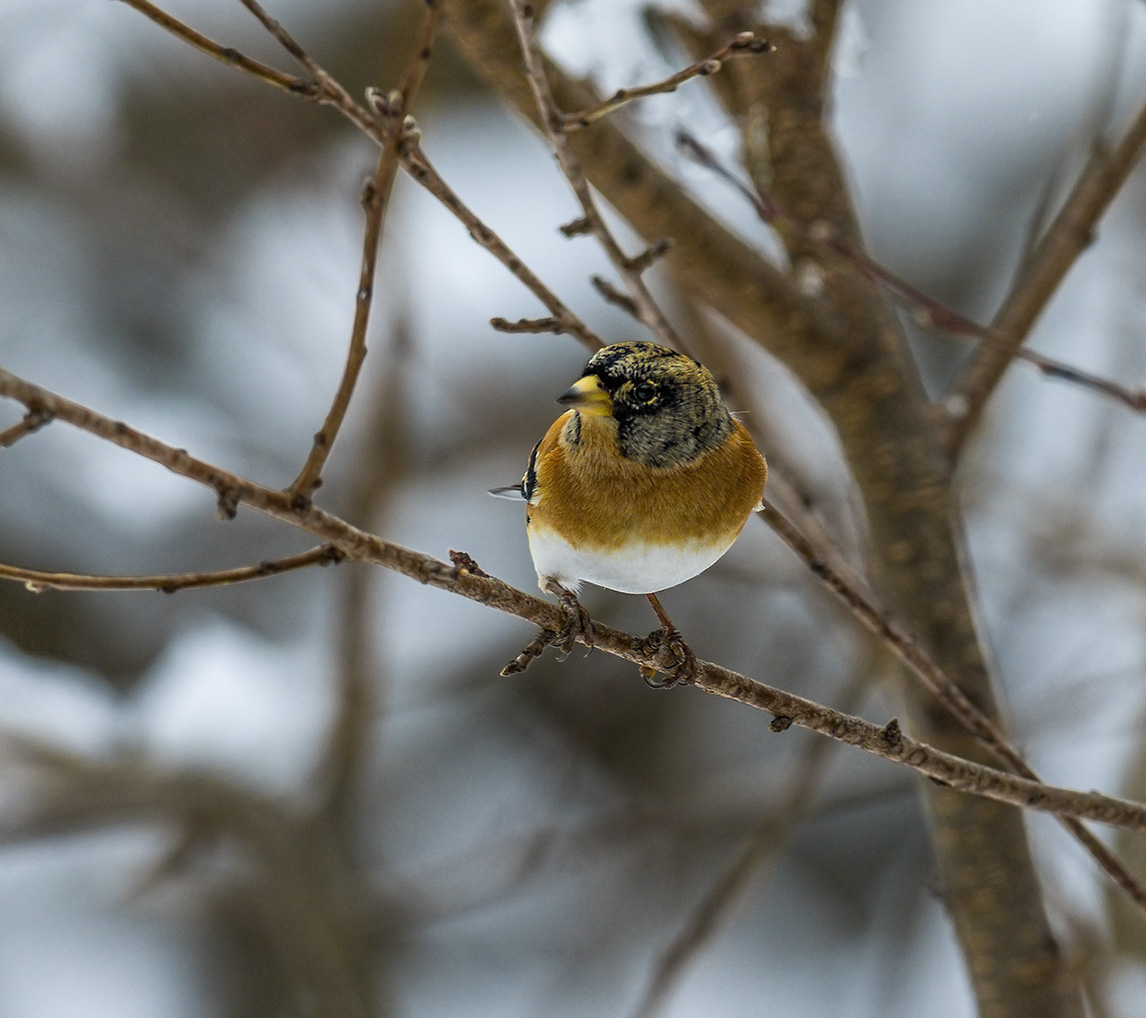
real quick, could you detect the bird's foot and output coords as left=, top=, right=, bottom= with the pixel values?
left=639, top=626, right=698, bottom=688
left=500, top=582, right=593, bottom=676
left=639, top=592, right=698, bottom=688
left=545, top=579, right=595, bottom=660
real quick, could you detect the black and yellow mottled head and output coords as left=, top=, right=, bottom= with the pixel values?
left=557, top=342, right=733, bottom=469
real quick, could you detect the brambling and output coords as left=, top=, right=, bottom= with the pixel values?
left=494, top=341, right=767, bottom=683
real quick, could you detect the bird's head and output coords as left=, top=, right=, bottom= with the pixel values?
left=556, top=341, right=733, bottom=468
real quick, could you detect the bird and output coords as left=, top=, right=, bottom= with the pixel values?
left=493, top=341, right=768, bottom=684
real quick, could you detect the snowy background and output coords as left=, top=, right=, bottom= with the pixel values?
left=1, top=0, right=1146, bottom=1015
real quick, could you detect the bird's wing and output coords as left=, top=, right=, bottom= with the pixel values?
left=488, top=438, right=542, bottom=503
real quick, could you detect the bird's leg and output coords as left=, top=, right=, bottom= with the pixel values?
left=640, top=592, right=698, bottom=687
left=544, top=578, right=595, bottom=660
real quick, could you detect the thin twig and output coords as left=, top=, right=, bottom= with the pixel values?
left=0, top=545, right=341, bottom=593
left=123, top=0, right=376, bottom=134
left=113, top=0, right=317, bottom=96
left=561, top=32, right=773, bottom=131
left=287, top=2, right=441, bottom=505
left=591, top=275, right=639, bottom=317
left=677, top=130, right=1146, bottom=421
left=3, top=367, right=1146, bottom=836
left=391, top=124, right=605, bottom=351
left=760, top=496, right=1146, bottom=915
left=508, top=0, right=684, bottom=348
left=235, top=0, right=355, bottom=109
left=317, top=318, right=411, bottom=834
left=948, top=88, right=1146, bottom=455
left=120, top=0, right=603, bottom=354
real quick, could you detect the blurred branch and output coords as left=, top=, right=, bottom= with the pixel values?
left=634, top=665, right=865, bottom=1018
left=490, top=315, right=569, bottom=335
left=947, top=88, right=1146, bottom=455
left=508, top=0, right=684, bottom=348
left=678, top=130, right=1146, bottom=424
left=809, top=0, right=845, bottom=47
left=760, top=497, right=1146, bottom=915
left=4, top=367, right=1146, bottom=837
left=560, top=31, right=772, bottom=131
left=119, top=0, right=376, bottom=135
left=0, top=545, right=342, bottom=593
left=115, top=0, right=317, bottom=96
left=287, top=2, right=440, bottom=505
left=234, top=0, right=372, bottom=128
left=0, top=735, right=379, bottom=1017
left=316, top=315, right=412, bottom=834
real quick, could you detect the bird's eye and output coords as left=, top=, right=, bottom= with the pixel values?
left=632, top=382, right=657, bottom=403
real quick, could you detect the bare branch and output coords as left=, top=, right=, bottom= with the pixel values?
left=287, top=3, right=442, bottom=505
left=490, top=316, right=567, bottom=335
left=507, top=0, right=684, bottom=348
left=591, top=275, right=639, bottom=317
left=624, top=238, right=673, bottom=274
left=948, top=88, right=1146, bottom=454
left=114, top=0, right=316, bottom=96
left=561, top=32, right=773, bottom=131
left=760, top=498, right=1146, bottom=915
left=678, top=130, right=1146, bottom=422
left=389, top=119, right=605, bottom=351
left=4, top=365, right=1146, bottom=835
left=235, top=0, right=355, bottom=111
left=0, top=546, right=342, bottom=593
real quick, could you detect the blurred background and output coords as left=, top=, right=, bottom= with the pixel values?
left=1, top=0, right=1146, bottom=1015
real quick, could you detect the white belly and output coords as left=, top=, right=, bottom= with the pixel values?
left=527, top=528, right=734, bottom=595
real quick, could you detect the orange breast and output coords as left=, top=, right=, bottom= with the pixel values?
left=527, top=411, right=767, bottom=551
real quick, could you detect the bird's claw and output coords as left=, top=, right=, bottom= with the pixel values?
left=501, top=583, right=594, bottom=676
left=534, top=579, right=595, bottom=661
left=640, top=626, right=698, bottom=688
left=550, top=584, right=594, bottom=660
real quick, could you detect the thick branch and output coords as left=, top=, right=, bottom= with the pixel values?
left=678, top=131, right=1146, bottom=420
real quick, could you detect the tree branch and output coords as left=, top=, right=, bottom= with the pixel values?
left=507, top=0, right=684, bottom=348
left=677, top=130, right=1146, bottom=422
left=947, top=89, right=1146, bottom=455
left=3, top=365, right=1146, bottom=835
left=114, top=0, right=317, bottom=96
left=286, top=3, right=441, bottom=505
left=0, top=546, right=342, bottom=593
left=384, top=115, right=606, bottom=351
left=560, top=31, right=772, bottom=132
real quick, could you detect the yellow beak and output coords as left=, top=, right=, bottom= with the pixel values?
left=556, top=374, right=612, bottom=417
